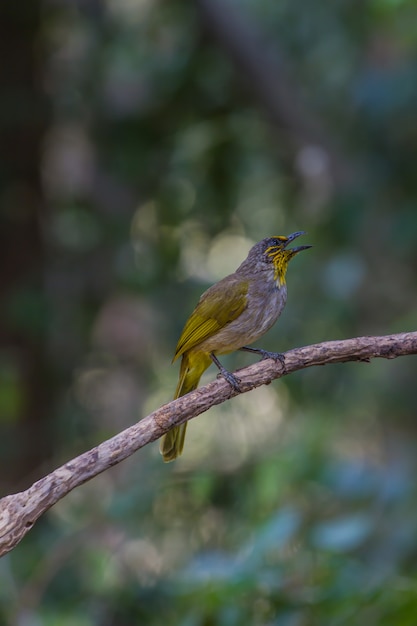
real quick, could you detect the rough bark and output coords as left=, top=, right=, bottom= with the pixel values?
left=1, top=331, right=416, bottom=557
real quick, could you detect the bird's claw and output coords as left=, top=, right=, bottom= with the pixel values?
left=211, top=352, right=242, bottom=392
left=217, top=370, right=242, bottom=393
left=258, top=349, right=286, bottom=371
left=260, top=349, right=285, bottom=363
left=239, top=345, right=286, bottom=372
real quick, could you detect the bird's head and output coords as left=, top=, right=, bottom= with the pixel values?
left=261, top=231, right=311, bottom=286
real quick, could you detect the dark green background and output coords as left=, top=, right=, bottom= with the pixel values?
left=1, top=0, right=417, bottom=624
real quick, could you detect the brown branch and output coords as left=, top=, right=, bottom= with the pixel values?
left=1, top=331, right=417, bottom=557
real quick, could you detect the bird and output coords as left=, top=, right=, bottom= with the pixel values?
left=160, top=231, right=311, bottom=462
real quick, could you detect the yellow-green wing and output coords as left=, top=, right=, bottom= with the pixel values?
left=173, top=277, right=248, bottom=360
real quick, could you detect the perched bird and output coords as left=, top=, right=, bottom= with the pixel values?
left=160, top=231, right=311, bottom=462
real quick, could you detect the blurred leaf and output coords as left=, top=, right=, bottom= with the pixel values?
left=310, top=514, right=373, bottom=552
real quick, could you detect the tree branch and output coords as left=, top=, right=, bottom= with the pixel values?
left=1, top=331, right=416, bottom=557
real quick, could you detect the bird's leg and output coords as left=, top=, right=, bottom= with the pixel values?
left=240, top=346, right=286, bottom=371
left=210, top=353, right=242, bottom=392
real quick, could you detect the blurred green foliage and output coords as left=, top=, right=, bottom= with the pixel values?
left=1, top=0, right=417, bottom=624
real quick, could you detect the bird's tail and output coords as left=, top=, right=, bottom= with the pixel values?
left=160, top=352, right=212, bottom=462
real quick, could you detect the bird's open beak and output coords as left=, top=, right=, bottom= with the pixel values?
left=290, top=244, right=312, bottom=254
left=282, top=231, right=312, bottom=254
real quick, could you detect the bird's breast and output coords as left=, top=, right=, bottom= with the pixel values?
left=245, top=283, right=287, bottom=338
left=197, top=282, right=287, bottom=354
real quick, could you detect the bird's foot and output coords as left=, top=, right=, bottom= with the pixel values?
left=210, top=353, right=242, bottom=393
left=217, top=369, right=242, bottom=392
left=240, top=346, right=286, bottom=371
left=259, top=349, right=286, bottom=369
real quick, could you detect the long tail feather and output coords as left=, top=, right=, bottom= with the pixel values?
left=160, top=352, right=211, bottom=462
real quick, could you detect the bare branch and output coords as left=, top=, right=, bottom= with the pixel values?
left=1, top=331, right=416, bottom=557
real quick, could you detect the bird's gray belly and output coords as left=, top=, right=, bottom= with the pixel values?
left=199, top=286, right=287, bottom=354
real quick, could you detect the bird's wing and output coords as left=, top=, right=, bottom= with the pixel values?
left=173, top=277, right=249, bottom=360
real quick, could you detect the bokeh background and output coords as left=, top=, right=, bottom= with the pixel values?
left=1, top=0, right=417, bottom=624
